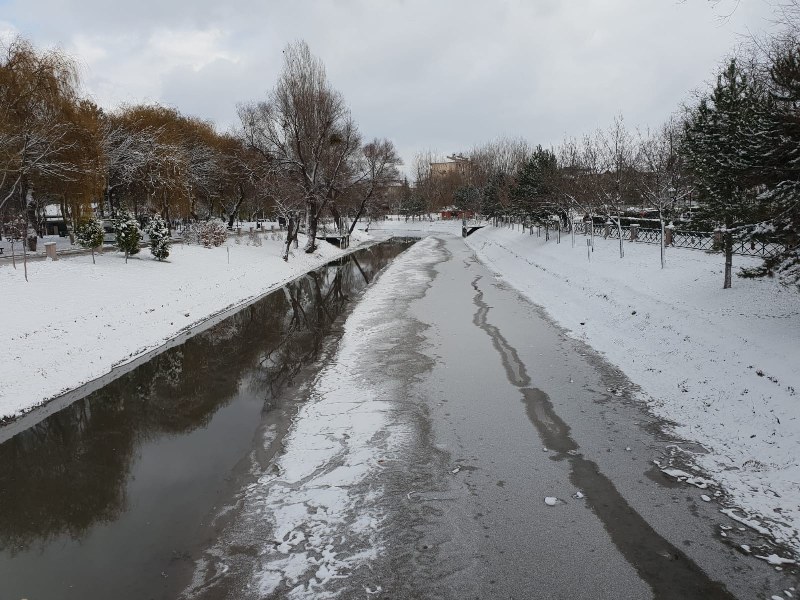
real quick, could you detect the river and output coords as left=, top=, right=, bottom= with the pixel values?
left=0, top=239, right=414, bottom=600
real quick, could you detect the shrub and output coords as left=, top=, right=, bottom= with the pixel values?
left=196, top=219, right=228, bottom=248
left=145, top=214, right=171, bottom=260
left=113, top=211, right=142, bottom=261
left=75, top=217, right=105, bottom=264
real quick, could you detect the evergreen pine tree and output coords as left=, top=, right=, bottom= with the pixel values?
left=75, top=218, right=105, bottom=264
left=742, top=44, right=800, bottom=287
left=511, top=146, right=558, bottom=225
left=398, top=178, right=414, bottom=219
left=113, top=211, right=142, bottom=263
left=145, top=214, right=171, bottom=261
left=482, top=171, right=507, bottom=221
left=453, top=185, right=481, bottom=213
left=682, top=59, right=763, bottom=288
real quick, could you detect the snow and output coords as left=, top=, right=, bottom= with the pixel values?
left=370, top=219, right=800, bottom=556
left=720, top=508, right=772, bottom=536
left=184, top=237, right=447, bottom=599
left=756, top=554, right=797, bottom=566
left=659, top=467, right=714, bottom=489
left=365, top=215, right=466, bottom=239
left=246, top=238, right=443, bottom=597
left=0, top=229, right=371, bottom=422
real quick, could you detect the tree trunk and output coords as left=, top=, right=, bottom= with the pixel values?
left=349, top=196, right=371, bottom=236
left=329, top=202, right=343, bottom=233
left=723, top=230, right=733, bottom=289
left=22, top=179, right=37, bottom=252
left=304, top=201, right=317, bottom=253
left=227, top=184, right=247, bottom=229
left=613, top=217, right=624, bottom=258
left=61, top=197, right=75, bottom=244
left=283, top=214, right=296, bottom=261
left=659, top=212, right=665, bottom=269
left=100, top=188, right=107, bottom=217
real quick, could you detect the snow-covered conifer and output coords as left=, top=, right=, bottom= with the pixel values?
left=682, top=59, right=763, bottom=288
left=145, top=214, right=171, bottom=260
left=114, top=211, right=142, bottom=263
left=739, top=42, right=800, bottom=288
left=75, top=217, right=105, bottom=264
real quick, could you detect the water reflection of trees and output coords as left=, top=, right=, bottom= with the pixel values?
left=0, top=241, right=412, bottom=553
left=258, top=242, right=412, bottom=396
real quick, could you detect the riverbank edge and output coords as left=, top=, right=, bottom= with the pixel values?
left=0, top=236, right=380, bottom=439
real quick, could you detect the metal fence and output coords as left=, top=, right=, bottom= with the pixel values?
left=670, top=230, right=714, bottom=252
left=568, top=222, right=784, bottom=258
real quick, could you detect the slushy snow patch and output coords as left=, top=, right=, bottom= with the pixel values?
left=720, top=509, right=772, bottom=536
left=756, top=554, right=797, bottom=566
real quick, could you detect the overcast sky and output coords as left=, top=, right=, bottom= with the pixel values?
left=0, top=0, right=779, bottom=171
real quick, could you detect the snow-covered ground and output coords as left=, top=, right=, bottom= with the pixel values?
left=448, top=223, right=799, bottom=556
left=0, top=229, right=369, bottom=422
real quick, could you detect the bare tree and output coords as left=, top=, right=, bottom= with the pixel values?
left=100, top=119, right=161, bottom=216
left=637, top=119, right=693, bottom=268
left=344, top=138, right=401, bottom=234
left=238, top=41, right=360, bottom=254
left=410, top=149, right=444, bottom=217
left=554, top=136, right=600, bottom=245
left=587, top=116, right=639, bottom=258
left=468, top=137, right=531, bottom=186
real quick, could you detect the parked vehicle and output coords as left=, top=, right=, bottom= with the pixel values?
left=102, top=219, right=115, bottom=245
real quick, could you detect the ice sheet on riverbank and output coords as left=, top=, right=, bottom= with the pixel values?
left=0, top=231, right=368, bottom=421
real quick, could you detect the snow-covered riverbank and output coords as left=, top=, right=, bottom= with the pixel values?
left=0, top=231, right=370, bottom=422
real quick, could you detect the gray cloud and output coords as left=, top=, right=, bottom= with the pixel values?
left=2, top=0, right=776, bottom=169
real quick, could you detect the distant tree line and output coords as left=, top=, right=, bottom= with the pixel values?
left=0, top=38, right=401, bottom=258
left=403, top=13, right=799, bottom=289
